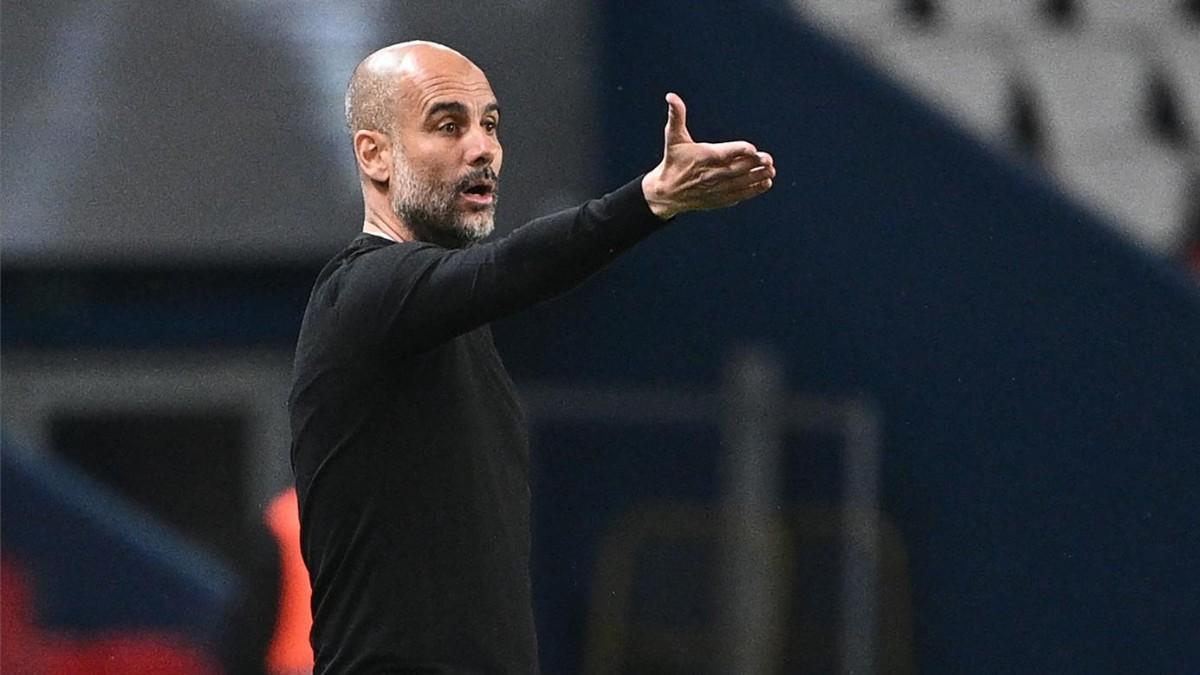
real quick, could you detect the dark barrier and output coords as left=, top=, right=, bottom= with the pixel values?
left=494, top=1, right=1200, bottom=672
left=1, top=442, right=235, bottom=655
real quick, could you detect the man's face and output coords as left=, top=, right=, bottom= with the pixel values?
left=388, top=59, right=502, bottom=248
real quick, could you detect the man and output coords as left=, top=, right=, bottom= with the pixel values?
left=289, top=41, right=775, bottom=674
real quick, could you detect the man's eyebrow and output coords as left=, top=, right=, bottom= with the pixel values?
left=425, top=101, right=468, bottom=119
left=424, top=101, right=500, bottom=119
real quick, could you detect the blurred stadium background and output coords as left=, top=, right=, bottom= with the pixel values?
left=3, top=1, right=1199, bottom=673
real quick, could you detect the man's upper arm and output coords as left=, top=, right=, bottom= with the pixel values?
left=347, top=177, right=665, bottom=356
left=356, top=240, right=551, bottom=356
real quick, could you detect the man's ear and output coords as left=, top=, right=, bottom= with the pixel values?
left=354, top=130, right=391, bottom=184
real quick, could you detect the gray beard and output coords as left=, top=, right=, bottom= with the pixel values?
left=390, top=159, right=496, bottom=249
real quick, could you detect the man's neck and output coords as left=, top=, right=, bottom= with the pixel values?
left=363, top=220, right=401, bottom=243
left=362, top=199, right=412, bottom=243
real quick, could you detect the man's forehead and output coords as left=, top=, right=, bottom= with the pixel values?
left=356, top=42, right=497, bottom=124
left=404, top=73, right=497, bottom=116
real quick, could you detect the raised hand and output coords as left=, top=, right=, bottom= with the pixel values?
left=640, top=92, right=775, bottom=220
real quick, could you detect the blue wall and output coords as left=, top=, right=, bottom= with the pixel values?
left=496, top=2, right=1200, bottom=672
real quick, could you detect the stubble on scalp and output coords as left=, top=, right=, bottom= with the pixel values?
left=344, top=42, right=432, bottom=136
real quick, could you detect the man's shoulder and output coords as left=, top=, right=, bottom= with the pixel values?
left=336, top=233, right=433, bottom=264
left=318, top=234, right=441, bottom=286
left=302, top=234, right=449, bottom=330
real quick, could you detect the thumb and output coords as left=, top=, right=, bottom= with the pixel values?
left=664, top=92, right=692, bottom=145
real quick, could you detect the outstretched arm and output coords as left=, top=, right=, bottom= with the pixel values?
left=641, top=92, right=776, bottom=220
left=352, top=93, right=776, bottom=354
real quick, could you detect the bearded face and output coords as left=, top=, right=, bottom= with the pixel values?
left=389, top=149, right=497, bottom=249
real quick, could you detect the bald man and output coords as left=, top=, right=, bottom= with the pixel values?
left=288, top=42, right=775, bottom=674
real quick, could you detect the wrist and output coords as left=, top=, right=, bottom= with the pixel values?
left=641, top=168, right=679, bottom=220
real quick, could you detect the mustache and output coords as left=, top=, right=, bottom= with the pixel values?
left=454, top=167, right=499, bottom=193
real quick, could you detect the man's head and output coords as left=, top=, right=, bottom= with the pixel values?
left=346, top=41, right=501, bottom=248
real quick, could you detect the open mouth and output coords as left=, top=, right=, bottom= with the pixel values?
left=457, top=166, right=498, bottom=207
left=460, top=181, right=496, bottom=205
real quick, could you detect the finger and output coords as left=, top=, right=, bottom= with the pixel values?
left=748, top=162, right=776, bottom=179
left=726, top=165, right=776, bottom=191
left=701, top=152, right=768, bottom=180
left=710, top=140, right=758, bottom=161
left=719, top=154, right=771, bottom=175
left=725, top=176, right=774, bottom=205
left=707, top=157, right=776, bottom=185
left=664, top=92, right=692, bottom=145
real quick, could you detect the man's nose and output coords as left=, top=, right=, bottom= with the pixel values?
left=465, top=127, right=498, bottom=168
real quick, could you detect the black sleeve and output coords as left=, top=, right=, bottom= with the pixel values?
left=347, top=175, right=667, bottom=355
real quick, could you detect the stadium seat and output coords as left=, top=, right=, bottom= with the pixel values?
left=1021, top=36, right=1153, bottom=153
left=1055, top=147, right=1191, bottom=251
left=1158, top=33, right=1200, bottom=150
left=797, top=0, right=909, bottom=44
left=801, top=0, right=1195, bottom=257
left=1076, top=0, right=1182, bottom=29
left=933, top=0, right=1048, bottom=31
left=872, top=34, right=1017, bottom=143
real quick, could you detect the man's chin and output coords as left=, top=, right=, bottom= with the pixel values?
left=460, top=219, right=494, bottom=245
left=459, top=207, right=494, bottom=236
left=452, top=194, right=496, bottom=244
left=429, top=217, right=492, bottom=249
left=396, top=202, right=494, bottom=248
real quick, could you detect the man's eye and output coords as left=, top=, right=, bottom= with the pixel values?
left=483, top=120, right=498, bottom=133
left=439, top=122, right=458, bottom=134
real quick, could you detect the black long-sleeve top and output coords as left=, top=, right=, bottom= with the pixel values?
left=288, top=177, right=665, bottom=675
